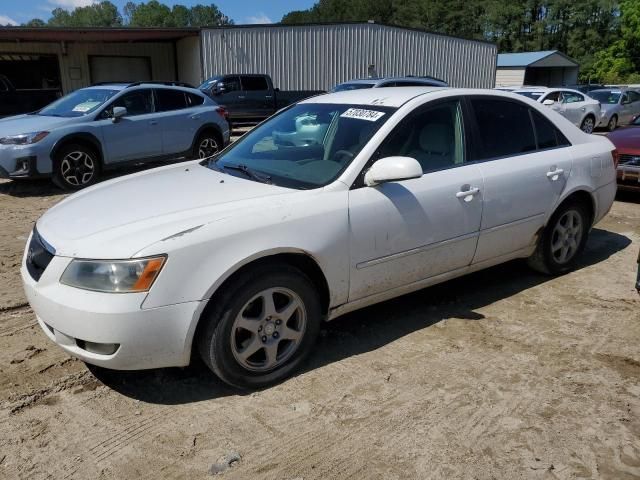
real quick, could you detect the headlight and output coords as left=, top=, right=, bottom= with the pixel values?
left=0, top=131, right=49, bottom=145
left=60, top=256, right=166, bottom=293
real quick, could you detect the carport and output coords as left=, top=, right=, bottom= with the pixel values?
left=0, top=27, right=200, bottom=94
left=495, top=50, right=579, bottom=87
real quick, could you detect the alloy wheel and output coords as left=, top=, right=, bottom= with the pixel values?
left=550, top=209, right=583, bottom=264
left=60, top=151, right=96, bottom=186
left=198, top=137, right=219, bottom=159
left=581, top=117, right=595, bottom=134
left=230, top=287, right=307, bottom=372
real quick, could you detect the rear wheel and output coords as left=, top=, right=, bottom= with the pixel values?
left=527, top=201, right=590, bottom=275
left=194, top=131, right=221, bottom=160
left=197, top=265, right=322, bottom=389
left=580, top=115, right=595, bottom=134
left=52, top=143, right=100, bottom=191
left=607, top=115, right=618, bottom=132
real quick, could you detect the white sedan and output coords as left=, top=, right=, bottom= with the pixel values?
left=22, top=88, right=617, bottom=389
left=513, top=87, right=601, bottom=134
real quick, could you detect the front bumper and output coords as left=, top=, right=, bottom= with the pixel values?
left=0, top=144, right=48, bottom=179
left=21, top=249, right=201, bottom=370
left=617, top=164, right=640, bottom=191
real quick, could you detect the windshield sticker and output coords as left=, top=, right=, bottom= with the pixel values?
left=340, top=108, right=386, bottom=122
left=72, top=101, right=101, bottom=113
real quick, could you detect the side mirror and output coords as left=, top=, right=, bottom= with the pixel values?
left=214, top=82, right=225, bottom=95
left=112, top=106, right=127, bottom=122
left=542, top=99, right=555, bottom=106
left=364, top=156, right=423, bottom=187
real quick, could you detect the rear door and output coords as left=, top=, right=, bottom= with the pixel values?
left=98, top=88, right=162, bottom=164
left=154, top=88, right=197, bottom=155
left=467, top=97, right=573, bottom=264
left=240, top=75, right=273, bottom=118
left=561, top=91, right=587, bottom=125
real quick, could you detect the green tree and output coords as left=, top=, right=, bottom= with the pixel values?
left=189, top=4, right=233, bottom=26
left=23, top=18, right=47, bottom=27
left=47, top=1, right=122, bottom=27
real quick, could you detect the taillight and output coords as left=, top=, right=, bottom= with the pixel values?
left=215, top=106, right=229, bottom=120
left=611, top=148, right=620, bottom=168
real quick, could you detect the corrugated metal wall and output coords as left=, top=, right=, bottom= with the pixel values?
left=201, top=23, right=497, bottom=90
left=0, top=41, right=175, bottom=93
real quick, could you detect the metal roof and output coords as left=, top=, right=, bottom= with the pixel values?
left=0, top=27, right=199, bottom=43
left=497, top=50, right=578, bottom=68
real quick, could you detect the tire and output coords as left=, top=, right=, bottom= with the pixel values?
left=52, top=143, right=101, bottom=191
left=607, top=115, right=618, bottom=132
left=527, top=201, right=590, bottom=275
left=197, top=264, right=322, bottom=389
left=193, top=131, right=221, bottom=160
left=580, top=115, right=595, bottom=134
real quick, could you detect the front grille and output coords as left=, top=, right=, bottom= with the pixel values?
left=26, top=228, right=55, bottom=281
left=619, top=154, right=640, bottom=166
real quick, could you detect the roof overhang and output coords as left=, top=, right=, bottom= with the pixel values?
left=0, top=27, right=200, bottom=43
left=497, top=50, right=578, bottom=69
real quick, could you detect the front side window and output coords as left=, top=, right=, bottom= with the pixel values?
left=39, top=88, right=119, bottom=117
left=376, top=99, right=465, bottom=173
left=222, top=76, right=241, bottom=92
left=205, top=103, right=395, bottom=189
left=101, top=89, right=153, bottom=118
left=242, top=76, right=269, bottom=91
left=562, top=91, right=584, bottom=103
left=155, top=89, right=187, bottom=112
left=470, top=98, right=536, bottom=160
left=628, top=91, right=640, bottom=102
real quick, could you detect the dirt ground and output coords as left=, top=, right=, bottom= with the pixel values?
left=0, top=173, right=639, bottom=480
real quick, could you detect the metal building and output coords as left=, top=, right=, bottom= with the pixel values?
left=200, top=23, right=497, bottom=90
left=495, top=50, right=579, bottom=88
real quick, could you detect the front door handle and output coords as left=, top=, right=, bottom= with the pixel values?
left=149, top=120, right=158, bottom=126
left=238, top=95, right=246, bottom=99
left=456, top=186, right=480, bottom=202
left=547, top=168, right=564, bottom=181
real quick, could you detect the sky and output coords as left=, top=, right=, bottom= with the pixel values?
left=0, top=0, right=317, bottom=26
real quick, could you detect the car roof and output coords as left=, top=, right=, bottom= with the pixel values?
left=338, top=76, right=445, bottom=85
left=303, top=87, right=449, bottom=107
left=514, top=87, right=586, bottom=95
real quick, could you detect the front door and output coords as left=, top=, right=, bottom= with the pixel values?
left=466, top=97, right=574, bottom=264
left=98, top=89, right=162, bottom=164
left=561, top=90, right=587, bottom=125
left=348, top=98, right=484, bottom=301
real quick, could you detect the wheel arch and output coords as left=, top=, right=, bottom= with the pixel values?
left=552, top=188, right=596, bottom=228
left=191, top=123, right=224, bottom=153
left=187, top=248, right=331, bottom=363
left=50, top=132, right=104, bottom=166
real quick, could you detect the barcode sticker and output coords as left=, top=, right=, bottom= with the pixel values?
left=340, top=108, right=386, bottom=122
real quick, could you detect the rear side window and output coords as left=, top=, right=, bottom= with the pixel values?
left=531, top=110, right=570, bottom=149
left=156, top=89, right=187, bottom=111
left=628, top=91, right=640, bottom=102
left=562, top=91, right=584, bottom=103
left=242, top=76, right=269, bottom=91
left=186, top=92, right=205, bottom=106
left=469, top=98, right=537, bottom=160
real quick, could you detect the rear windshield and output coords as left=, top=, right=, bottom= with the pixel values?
left=332, top=83, right=375, bottom=92
left=589, top=91, right=621, bottom=104
left=515, top=91, right=544, bottom=100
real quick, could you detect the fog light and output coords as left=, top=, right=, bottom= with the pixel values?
left=75, top=339, right=119, bottom=355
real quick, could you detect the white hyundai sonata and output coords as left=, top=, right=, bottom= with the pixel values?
left=22, top=87, right=617, bottom=389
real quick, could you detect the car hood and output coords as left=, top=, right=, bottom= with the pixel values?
left=36, top=162, right=296, bottom=258
left=0, top=114, right=81, bottom=135
left=607, top=126, right=640, bottom=151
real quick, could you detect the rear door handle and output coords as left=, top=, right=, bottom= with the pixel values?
left=149, top=120, right=158, bottom=126
left=265, top=95, right=273, bottom=99
left=238, top=96, right=246, bottom=99
left=456, top=186, right=480, bottom=201
left=547, top=168, right=564, bottom=180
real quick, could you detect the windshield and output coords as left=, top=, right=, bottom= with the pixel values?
left=515, top=91, right=544, bottom=100
left=38, top=88, right=119, bottom=117
left=205, top=103, right=396, bottom=189
left=332, top=83, right=375, bottom=92
left=589, top=91, right=620, bottom=104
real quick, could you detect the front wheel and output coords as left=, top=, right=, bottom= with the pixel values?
left=197, top=265, right=322, bottom=389
left=527, top=202, right=590, bottom=275
left=607, top=115, right=618, bottom=132
left=194, top=132, right=221, bottom=160
left=580, top=116, right=595, bottom=134
left=52, top=144, right=100, bottom=191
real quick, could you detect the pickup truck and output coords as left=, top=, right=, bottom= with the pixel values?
left=198, top=74, right=324, bottom=123
left=0, top=74, right=61, bottom=118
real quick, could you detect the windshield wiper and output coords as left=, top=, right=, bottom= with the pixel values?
left=222, top=164, right=272, bottom=184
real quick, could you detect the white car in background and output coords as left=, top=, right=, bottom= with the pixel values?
left=514, top=87, right=601, bottom=133
left=22, top=88, right=617, bottom=389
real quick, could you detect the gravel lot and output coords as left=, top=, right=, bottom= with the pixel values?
left=0, top=170, right=639, bottom=479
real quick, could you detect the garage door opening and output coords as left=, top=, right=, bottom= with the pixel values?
left=0, top=53, right=61, bottom=90
left=89, top=56, right=152, bottom=84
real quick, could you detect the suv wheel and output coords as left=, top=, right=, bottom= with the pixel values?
left=527, top=201, right=589, bottom=275
left=194, top=132, right=220, bottom=159
left=53, top=144, right=100, bottom=191
left=198, top=265, right=322, bottom=389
